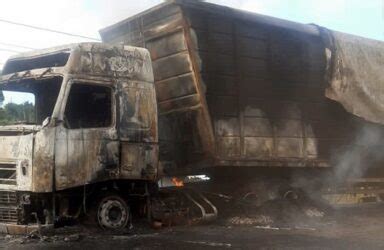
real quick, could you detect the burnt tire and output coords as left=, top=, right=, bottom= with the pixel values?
left=95, top=194, right=130, bottom=230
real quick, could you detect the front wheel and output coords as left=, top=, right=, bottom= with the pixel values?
left=96, top=194, right=130, bottom=230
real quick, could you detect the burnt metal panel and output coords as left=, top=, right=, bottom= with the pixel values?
left=101, top=3, right=216, bottom=174
left=243, top=118, right=273, bottom=137
left=117, top=80, right=158, bottom=142
left=244, top=137, right=274, bottom=158
left=54, top=126, right=121, bottom=190
left=0, top=134, right=33, bottom=191
left=181, top=2, right=341, bottom=167
left=100, top=0, right=384, bottom=172
left=147, top=31, right=187, bottom=60
left=156, top=73, right=197, bottom=102
left=216, top=137, right=240, bottom=158
left=120, top=143, right=158, bottom=180
left=237, top=37, right=268, bottom=59
left=152, top=52, right=192, bottom=82
left=215, top=117, right=240, bottom=137
left=68, top=44, right=154, bottom=82
left=33, top=128, right=55, bottom=192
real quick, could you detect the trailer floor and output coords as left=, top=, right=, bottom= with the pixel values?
left=1, top=203, right=384, bottom=249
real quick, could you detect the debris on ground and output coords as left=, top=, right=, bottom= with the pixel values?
left=4, top=235, right=12, bottom=240
left=214, top=183, right=331, bottom=228
left=112, top=233, right=160, bottom=240
left=184, top=240, right=232, bottom=248
left=228, top=215, right=273, bottom=225
left=64, top=234, right=82, bottom=242
left=254, top=225, right=283, bottom=230
left=304, top=207, right=325, bottom=218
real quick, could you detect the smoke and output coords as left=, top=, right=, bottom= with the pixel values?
left=288, top=123, right=384, bottom=198
left=332, top=124, right=384, bottom=182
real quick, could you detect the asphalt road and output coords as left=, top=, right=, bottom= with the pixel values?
left=1, top=203, right=384, bottom=250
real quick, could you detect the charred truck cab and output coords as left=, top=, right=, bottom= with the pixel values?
left=0, top=43, right=159, bottom=232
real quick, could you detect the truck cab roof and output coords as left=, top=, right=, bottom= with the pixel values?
left=1, top=43, right=154, bottom=83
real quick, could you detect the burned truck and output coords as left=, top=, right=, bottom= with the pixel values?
left=1, top=0, right=384, bottom=233
left=100, top=0, right=384, bottom=177
left=0, top=44, right=160, bottom=232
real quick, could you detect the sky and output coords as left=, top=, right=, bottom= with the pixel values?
left=0, top=0, right=383, bottom=104
left=0, top=0, right=383, bottom=66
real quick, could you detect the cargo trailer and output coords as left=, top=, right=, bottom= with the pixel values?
left=100, top=0, right=384, bottom=176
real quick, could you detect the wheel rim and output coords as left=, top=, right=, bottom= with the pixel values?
left=97, top=198, right=129, bottom=229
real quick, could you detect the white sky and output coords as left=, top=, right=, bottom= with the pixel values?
left=0, top=0, right=383, bottom=105
left=0, top=0, right=383, bottom=67
left=0, top=0, right=384, bottom=73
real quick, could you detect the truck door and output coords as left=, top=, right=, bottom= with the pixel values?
left=54, top=81, right=119, bottom=190
left=117, top=80, right=158, bottom=180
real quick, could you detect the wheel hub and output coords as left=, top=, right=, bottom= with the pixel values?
left=98, top=198, right=129, bottom=229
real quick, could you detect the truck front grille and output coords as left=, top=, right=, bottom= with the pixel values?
left=0, top=191, right=18, bottom=223
left=0, top=163, right=16, bottom=185
left=0, top=190, right=17, bottom=204
left=0, top=207, right=18, bottom=223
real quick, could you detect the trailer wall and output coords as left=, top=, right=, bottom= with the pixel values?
left=100, top=1, right=384, bottom=174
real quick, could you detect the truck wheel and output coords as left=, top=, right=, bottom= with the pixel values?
left=97, top=194, right=130, bottom=229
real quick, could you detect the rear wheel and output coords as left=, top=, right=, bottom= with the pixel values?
left=96, top=194, right=130, bottom=230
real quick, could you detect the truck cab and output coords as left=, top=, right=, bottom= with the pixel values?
left=0, top=43, right=158, bottom=231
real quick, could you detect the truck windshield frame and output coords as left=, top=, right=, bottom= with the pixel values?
left=2, top=51, right=70, bottom=75
left=0, top=76, right=63, bottom=126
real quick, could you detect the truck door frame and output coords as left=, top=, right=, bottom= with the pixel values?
left=54, top=78, right=119, bottom=190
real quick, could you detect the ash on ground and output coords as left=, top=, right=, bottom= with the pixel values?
left=202, top=179, right=332, bottom=229
left=224, top=196, right=329, bottom=228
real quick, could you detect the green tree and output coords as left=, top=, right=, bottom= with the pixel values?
left=0, top=107, right=8, bottom=125
left=0, top=102, right=35, bottom=125
left=0, top=91, right=3, bottom=106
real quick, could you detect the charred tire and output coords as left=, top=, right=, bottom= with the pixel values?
left=96, top=195, right=130, bottom=230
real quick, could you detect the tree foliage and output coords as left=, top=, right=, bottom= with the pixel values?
left=0, top=102, right=35, bottom=125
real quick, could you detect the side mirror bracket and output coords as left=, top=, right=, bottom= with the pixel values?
left=42, top=117, right=51, bottom=128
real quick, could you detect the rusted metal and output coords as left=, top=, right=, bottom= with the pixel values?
left=100, top=0, right=384, bottom=177
left=0, top=43, right=158, bottom=192
left=180, top=10, right=216, bottom=158
left=182, top=189, right=218, bottom=223
left=99, top=0, right=329, bottom=173
left=1, top=0, right=384, bottom=232
left=0, top=43, right=159, bottom=228
left=151, top=188, right=217, bottom=226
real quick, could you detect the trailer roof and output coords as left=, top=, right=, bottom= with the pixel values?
left=100, top=0, right=320, bottom=38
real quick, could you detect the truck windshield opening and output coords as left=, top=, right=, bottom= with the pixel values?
left=0, top=77, right=62, bottom=125
left=2, top=51, right=70, bottom=75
